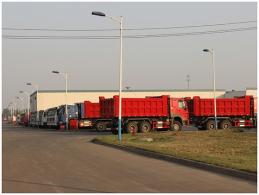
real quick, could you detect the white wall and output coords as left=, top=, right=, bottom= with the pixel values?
left=30, top=90, right=226, bottom=112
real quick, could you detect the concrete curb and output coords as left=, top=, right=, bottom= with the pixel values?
left=92, top=139, right=257, bottom=182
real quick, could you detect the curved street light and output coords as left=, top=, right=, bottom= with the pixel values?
left=52, top=70, right=68, bottom=130
left=203, top=48, right=217, bottom=130
left=8, top=102, right=13, bottom=120
left=16, top=96, right=24, bottom=114
left=20, top=90, right=30, bottom=125
left=92, top=11, right=123, bottom=142
left=92, top=11, right=106, bottom=17
left=26, top=82, right=39, bottom=126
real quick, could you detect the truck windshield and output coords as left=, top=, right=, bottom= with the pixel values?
left=68, top=105, right=78, bottom=118
left=178, top=100, right=187, bottom=109
left=58, top=105, right=78, bottom=122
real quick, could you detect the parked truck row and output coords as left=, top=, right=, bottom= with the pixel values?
left=16, top=95, right=256, bottom=133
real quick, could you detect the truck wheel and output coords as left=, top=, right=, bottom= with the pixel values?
left=126, top=122, right=138, bottom=134
left=96, top=122, right=106, bottom=131
left=219, top=120, right=231, bottom=130
left=206, top=120, right=215, bottom=130
left=139, top=121, right=152, bottom=133
left=171, top=121, right=182, bottom=131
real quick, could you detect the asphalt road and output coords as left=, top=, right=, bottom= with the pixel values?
left=3, top=123, right=257, bottom=193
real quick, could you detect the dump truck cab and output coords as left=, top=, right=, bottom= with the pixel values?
left=170, top=98, right=189, bottom=125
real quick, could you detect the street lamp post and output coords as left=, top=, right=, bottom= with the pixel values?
left=52, top=70, right=68, bottom=130
left=8, top=102, right=13, bottom=120
left=11, top=104, right=13, bottom=119
left=12, top=100, right=18, bottom=124
left=92, top=11, right=123, bottom=142
left=13, top=101, right=17, bottom=117
left=27, top=82, right=39, bottom=125
left=20, top=91, right=30, bottom=125
left=186, top=74, right=190, bottom=90
left=9, top=103, right=12, bottom=118
left=203, top=49, right=217, bottom=130
left=16, top=96, right=24, bottom=114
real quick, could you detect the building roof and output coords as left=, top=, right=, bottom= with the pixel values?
left=246, top=87, right=257, bottom=90
left=224, top=90, right=246, bottom=98
left=30, top=89, right=226, bottom=96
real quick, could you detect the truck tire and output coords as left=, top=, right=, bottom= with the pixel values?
left=219, top=120, right=231, bottom=130
left=96, top=122, right=106, bottom=131
left=171, top=121, right=182, bottom=131
left=126, top=121, right=138, bottom=134
left=205, top=120, right=215, bottom=130
left=139, top=121, right=152, bottom=133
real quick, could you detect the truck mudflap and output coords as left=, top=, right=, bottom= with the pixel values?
left=69, top=119, right=79, bottom=130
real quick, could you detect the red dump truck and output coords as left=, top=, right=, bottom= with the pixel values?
left=19, top=113, right=29, bottom=126
left=99, top=95, right=256, bottom=134
left=77, top=101, right=112, bottom=131
left=99, top=95, right=189, bottom=133
left=186, top=95, right=257, bottom=130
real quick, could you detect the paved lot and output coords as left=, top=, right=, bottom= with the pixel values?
left=2, top=123, right=257, bottom=193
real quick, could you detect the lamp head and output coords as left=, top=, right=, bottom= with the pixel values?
left=92, top=11, right=106, bottom=17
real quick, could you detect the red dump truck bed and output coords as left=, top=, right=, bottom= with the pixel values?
left=83, top=101, right=100, bottom=118
left=188, top=96, right=254, bottom=117
left=99, top=95, right=169, bottom=118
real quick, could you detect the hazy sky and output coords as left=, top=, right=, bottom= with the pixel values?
left=2, top=2, right=257, bottom=108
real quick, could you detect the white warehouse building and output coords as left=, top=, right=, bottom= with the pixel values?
left=30, top=89, right=227, bottom=112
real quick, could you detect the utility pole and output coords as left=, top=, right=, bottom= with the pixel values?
left=186, top=74, right=190, bottom=90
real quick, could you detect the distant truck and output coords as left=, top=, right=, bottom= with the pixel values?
left=185, top=95, right=257, bottom=130
left=38, top=110, right=47, bottom=128
left=19, top=113, right=29, bottom=126
left=76, top=101, right=112, bottom=131
left=57, top=104, right=78, bottom=129
left=29, top=105, right=78, bottom=129
left=29, top=111, right=38, bottom=127
left=43, top=105, right=78, bottom=129
left=46, top=107, right=59, bottom=128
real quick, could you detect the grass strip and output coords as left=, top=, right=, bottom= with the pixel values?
left=95, top=129, right=257, bottom=173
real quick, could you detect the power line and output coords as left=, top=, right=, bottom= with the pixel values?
left=126, top=20, right=257, bottom=31
left=3, top=26, right=256, bottom=40
left=128, top=27, right=257, bottom=38
left=2, top=20, right=257, bottom=32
